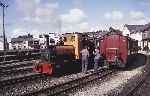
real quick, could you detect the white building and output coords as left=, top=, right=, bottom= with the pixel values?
left=10, top=32, right=60, bottom=50
left=122, top=24, right=144, bottom=49
left=34, top=33, right=60, bottom=49
left=141, top=23, right=150, bottom=51
left=10, top=34, right=40, bottom=50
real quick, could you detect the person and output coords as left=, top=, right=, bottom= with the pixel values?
left=80, top=47, right=89, bottom=73
left=93, top=47, right=101, bottom=71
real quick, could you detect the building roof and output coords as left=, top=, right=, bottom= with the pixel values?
left=142, top=23, right=150, bottom=32
left=82, top=30, right=109, bottom=39
left=11, top=38, right=32, bottom=43
left=125, top=24, right=144, bottom=33
left=11, top=34, right=34, bottom=43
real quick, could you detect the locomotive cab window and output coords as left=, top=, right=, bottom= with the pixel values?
left=64, top=37, right=67, bottom=42
left=71, top=36, right=75, bottom=42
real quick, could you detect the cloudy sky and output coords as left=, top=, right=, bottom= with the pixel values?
left=0, top=0, right=150, bottom=39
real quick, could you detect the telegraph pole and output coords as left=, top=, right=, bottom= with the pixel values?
left=0, top=1, right=8, bottom=51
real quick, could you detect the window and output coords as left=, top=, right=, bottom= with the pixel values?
left=64, top=37, right=67, bottom=42
left=50, top=39, right=55, bottom=43
left=71, top=36, right=75, bottom=42
left=23, top=41, right=26, bottom=44
left=39, top=35, right=43, bottom=38
left=34, top=41, right=39, bottom=44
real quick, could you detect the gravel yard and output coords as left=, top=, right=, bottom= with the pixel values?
left=69, top=65, right=145, bottom=96
left=0, top=70, right=93, bottom=96
left=130, top=56, right=150, bottom=96
left=132, top=75, right=150, bottom=96
left=0, top=54, right=148, bottom=96
left=0, top=65, right=146, bottom=96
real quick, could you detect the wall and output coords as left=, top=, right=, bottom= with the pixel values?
left=122, top=27, right=130, bottom=36
left=130, top=32, right=143, bottom=48
left=122, top=26, right=143, bottom=49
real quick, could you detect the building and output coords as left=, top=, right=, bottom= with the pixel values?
left=49, top=32, right=60, bottom=44
left=82, top=30, right=109, bottom=46
left=141, top=23, right=150, bottom=51
left=10, top=34, right=40, bottom=50
left=10, top=32, right=60, bottom=50
left=35, top=33, right=59, bottom=49
left=122, top=24, right=144, bottom=49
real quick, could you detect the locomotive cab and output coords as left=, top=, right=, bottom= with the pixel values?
left=33, top=33, right=95, bottom=75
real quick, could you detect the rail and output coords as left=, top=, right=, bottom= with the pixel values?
left=0, top=72, right=45, bottom=86
left=20, top=68, right=116, bottom=96
left=0, top=49, right=41, bottom=62
left=126, top=55, right=150, bottom=96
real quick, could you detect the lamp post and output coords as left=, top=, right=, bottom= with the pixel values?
left=0, top=1, right=8, bottom=51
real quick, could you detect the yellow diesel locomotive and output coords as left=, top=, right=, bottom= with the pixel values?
left=33, top=33, right=95, bottom=75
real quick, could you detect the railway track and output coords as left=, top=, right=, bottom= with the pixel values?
left=126, top=72, right=150, bottom=96
left=0, top=58, right=40, bottom=74
left=0, top=60, right=33, bottom=69
left=0, top=60, right=42, bottom=86
left=0, top=57, right=36, bottom=65
left=0, top=72, right=46, bottom=86
left=0, top=60, right=20, bottom=65
left=0, top=60, right=34, bottom=77
left=0, top=50, right=45, bottom=89
left=0, top=66, right=33, bottom=75
left=20, top=68, right=116, bottom=96
left=125, top=55, right=149, bottom=96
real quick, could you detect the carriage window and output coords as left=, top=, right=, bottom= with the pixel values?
left=64, top=37, right=67, bottom=42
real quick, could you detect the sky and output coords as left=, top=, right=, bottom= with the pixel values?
left=0, top=0, right=150, bottom=40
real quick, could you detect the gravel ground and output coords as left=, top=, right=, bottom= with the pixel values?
left=0, top=54, right=147, bottom=96
left=0, top=76, right=54, bottom=96
left=129, top=56, right=150, bottom=96
left=0, top=70, right=92, bottom=96
left=132, top=75, right=150, bottom=96
left=69, top=66, right=145, bottom=96
left=0, top=70, right=32, bottom=80
left=0, top=66, right=145, bottom=96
